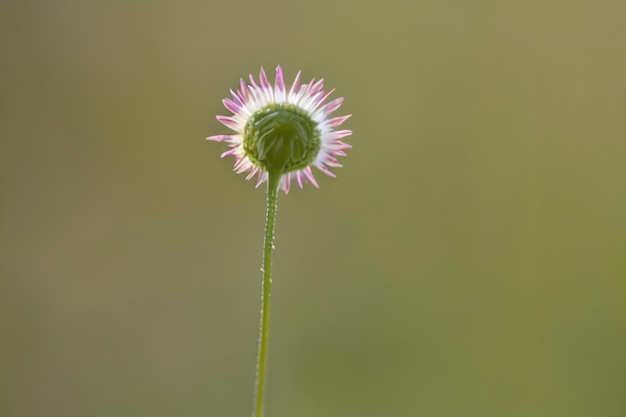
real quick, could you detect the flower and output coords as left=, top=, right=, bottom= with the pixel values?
left=207, top=66, right=352, bottom=193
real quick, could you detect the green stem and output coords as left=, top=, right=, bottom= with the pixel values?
left=253, top=170, right=281, bottom=417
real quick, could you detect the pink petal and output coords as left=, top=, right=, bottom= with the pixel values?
left=318, top=165, right=337, bottom=178
left=220, top=147, right=238, bottom=158
left=303, top=167, right=319, bottom=188
left=312, top=88, right=335, bottom=110
left=309, top=78, right=325, bottom=95
left=282, top=174, right=291, bottom=193
left=324, top=156, right=343, bottom=168
left=259, top=67, right=270, bottom=90
left=216, top=115, right=240, bottom=130
left=206, top=134, right=231, bottom=142
left=230, top=89, right=244, bottom=107
left=245, top=166, right=259, bottom=180
left=275, top=66, right=285, bottom=97
left=233, top=157, right=246, bottom=171
left=334, top=130, right=352, bottom=139
left=323, top=97, right=344, bottom=114
left=255, top=172, right=267, bottom=188
left=304, top=78, right=317, bottom=95
left=222, top=98, right=240, bottom=114
left=238, top=79, right=248, bottom=101
left=327, top=114, right=352, bottom=127
left=289, top=71, right=302, bottom=98
left=249, top=73, right=259, bottom=89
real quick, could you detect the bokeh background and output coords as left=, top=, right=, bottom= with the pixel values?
left=1, top=1, right=625, bottom=416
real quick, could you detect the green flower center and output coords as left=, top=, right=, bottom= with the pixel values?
left=243, top=104, right=321, bottom=173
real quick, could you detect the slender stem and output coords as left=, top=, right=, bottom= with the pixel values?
left=253, top=170, right=281, bottom=417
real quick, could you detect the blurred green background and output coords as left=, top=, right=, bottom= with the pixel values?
left=1, top=1, right=625, bottom=416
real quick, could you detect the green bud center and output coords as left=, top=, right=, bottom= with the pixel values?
left=243, top=105, right=320, bottom=173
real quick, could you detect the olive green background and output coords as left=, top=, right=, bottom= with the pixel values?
left=1, top=1, right=625, bottom=416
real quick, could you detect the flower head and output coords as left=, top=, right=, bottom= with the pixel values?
left=207, top=66, right=352, bottom=193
